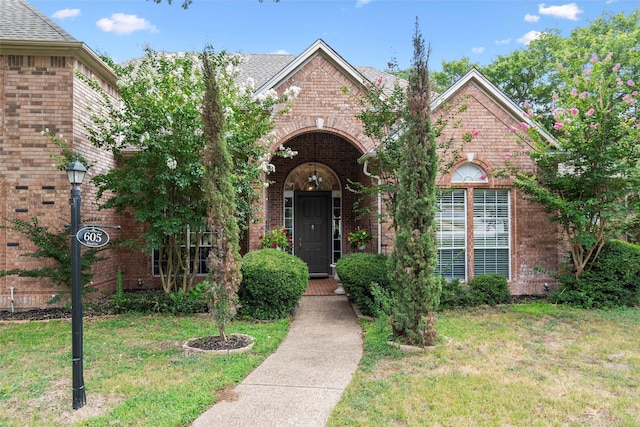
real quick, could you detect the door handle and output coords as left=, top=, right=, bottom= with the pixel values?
left=298, top=237, right=302, bottom=248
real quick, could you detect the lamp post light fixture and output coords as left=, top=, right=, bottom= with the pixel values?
left=66, top=157, right=86, bottom=410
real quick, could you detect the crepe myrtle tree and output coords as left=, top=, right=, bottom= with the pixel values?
left=503, top=49, right=640, bottom=280
left=80, top=47, right=298, bottom=294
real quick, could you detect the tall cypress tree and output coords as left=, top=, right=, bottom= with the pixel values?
left=390, top=20, right=441, bottom=346
left=201, top=49, right=242, bottom=341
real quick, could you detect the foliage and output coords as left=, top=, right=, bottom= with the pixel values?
left=80, top=47, right=298, bottom=294
left=503, top=48, right=640, bottom=279
left=260, top=228, right=292, bottom=250
left=335, top=253, right=393, bottom=317
left=389, top=21, right=441, bottom=347
left=0, top=217, right=105, bottom=301
left=346, top=228, right=372, bottom=248
left=478, top=11, right=639, bottom=126
left=551, top=240, right=640, bottom=308
left=239, top=249, right=308, bottom=320
left=200, top=48, right=242, bottom=341
left=109, top=284, right=209, bottom=314
left=430, top=56, right=479, bottom=93
left=466, top=274, right=511, bottom=306
left=438, top=278, right=469, bottom=309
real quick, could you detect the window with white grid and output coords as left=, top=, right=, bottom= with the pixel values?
left=436, top=189, right=467, bottom=280
left=473, top=189, right=510, bottom=278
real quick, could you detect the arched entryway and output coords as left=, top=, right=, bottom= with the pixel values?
left=283, top=163, right=341, bottom=276
left=264, top=131, right=372, bottom=277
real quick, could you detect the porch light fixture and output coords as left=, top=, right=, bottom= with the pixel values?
left=307, top=167, right=323, bottom=190
left=66, top=157, right=87, bottom=186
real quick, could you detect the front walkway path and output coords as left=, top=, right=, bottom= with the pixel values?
left=191, top=295, right=363, bottom=427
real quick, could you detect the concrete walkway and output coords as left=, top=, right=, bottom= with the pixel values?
left=191, top=295, right=363, bottom=427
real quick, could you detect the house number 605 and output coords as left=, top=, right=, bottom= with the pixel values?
left=76, top=227, right=110, bottom=248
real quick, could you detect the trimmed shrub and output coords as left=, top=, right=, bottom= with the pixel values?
left=468, top=274, right=511, bottom=306
left=439, top=278, right=469, bottom=309
left=239, top=249, right=309, bottom=320
left=335, top=253, right=392, bottom=317
left=551, top=240, right=640, bottom=309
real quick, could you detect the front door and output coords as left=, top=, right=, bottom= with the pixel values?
left=294, top=191, right=331, bottom=276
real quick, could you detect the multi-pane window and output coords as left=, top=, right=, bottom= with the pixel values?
left=435, top=190, right=467, bottom=280
left=435, top=184, right=511, bottom=281
left=473, top=190, right=510, bottom=278
left=152, top=231, right=212, bottom=276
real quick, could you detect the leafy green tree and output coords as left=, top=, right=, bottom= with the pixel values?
left=390, top=21, right=441, bottom=347
left=201, top=49, right=242, bottom=341
left=508, top=49, right=640, bottom=279
left=81, top=48, right=297, bottom=294
left=481, top=10, right=639, bottom=127
left=431, top=56, right=478, bottom=93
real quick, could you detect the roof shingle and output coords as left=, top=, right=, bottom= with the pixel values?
left=0, top=0, right=77, bottom=42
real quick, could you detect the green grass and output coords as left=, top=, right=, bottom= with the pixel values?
left=0, top=314, right=289, bottom=426
left=329, top=303, right=640, bottom=426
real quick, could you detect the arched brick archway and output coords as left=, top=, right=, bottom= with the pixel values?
left=259, top=131, right=375, bottom=275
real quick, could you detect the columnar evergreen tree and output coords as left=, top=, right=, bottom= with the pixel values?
left=390, top=21, right=441, bottom=346
left=201, top=50, right=242, bottom=341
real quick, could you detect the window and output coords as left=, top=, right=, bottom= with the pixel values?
left=152, top=231, right=212, bottom=276
left=452, top=164, right=487, bottom=183
left=435, top=186, right=511, bottom=281
left=473, top=190, right=510, bottom=278
left=436, top=190, right=466, bottom=280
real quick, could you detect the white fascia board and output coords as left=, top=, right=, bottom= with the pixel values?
left=254, top=38, right=368, bottom=96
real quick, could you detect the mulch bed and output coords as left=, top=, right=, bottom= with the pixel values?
left=186, top=334, right=253, bottom=351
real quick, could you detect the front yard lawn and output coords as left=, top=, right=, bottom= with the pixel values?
left=330, top=303, right=640, bottom=426
left=0, top=314, right=289, bottom=426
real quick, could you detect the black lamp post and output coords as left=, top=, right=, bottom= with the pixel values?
left=66, top=157, right=87, bottom=410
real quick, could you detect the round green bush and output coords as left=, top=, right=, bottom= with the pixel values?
left=239, top=249, right=309, bottom=320
left=335, top=253, right=392, bottom=316
left=467, top=274, right=511, bottom=306
left=551, top=240, right=640, bottom=308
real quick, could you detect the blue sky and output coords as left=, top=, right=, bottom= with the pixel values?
left=31, top=0, right=638, bottom=71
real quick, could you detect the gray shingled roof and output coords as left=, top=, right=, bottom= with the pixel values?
left=236, top=53, right=296, bottom=89
left=0, top=0, right=77, bottom=42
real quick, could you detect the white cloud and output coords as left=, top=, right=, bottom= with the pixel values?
left=271, top=49, right=290, bottom=55
left=52, top=9, right=81, bottom=20
left=517, top=30, right=542, bottom=45
left=471, top=47, right=485, bottom=54
left=524, top=14, right=540, bottom=23
left=538, top=3, right=583, bottom=21
left=96, top=13, right=158, bottom=35
left=495, top=38, right=511, bottom=45
left=356, top=0, right=373, bottom=7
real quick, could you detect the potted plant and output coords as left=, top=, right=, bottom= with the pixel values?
left=347, top=228, right=372, bottom=250
left=260, top=228, right=292, bottom=250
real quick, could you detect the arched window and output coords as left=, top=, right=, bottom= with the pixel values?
left=451, top=163, right=487, bottom=183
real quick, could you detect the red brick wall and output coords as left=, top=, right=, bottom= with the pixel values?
left=0, top=53, right=121, bottom=309
left=435, top=81, right=560, bottom=294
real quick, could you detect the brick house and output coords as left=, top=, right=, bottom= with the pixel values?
left=1, top=0, right=559, bottom=310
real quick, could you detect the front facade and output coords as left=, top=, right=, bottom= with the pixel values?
left=1, top=0, right=559, bottom=310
